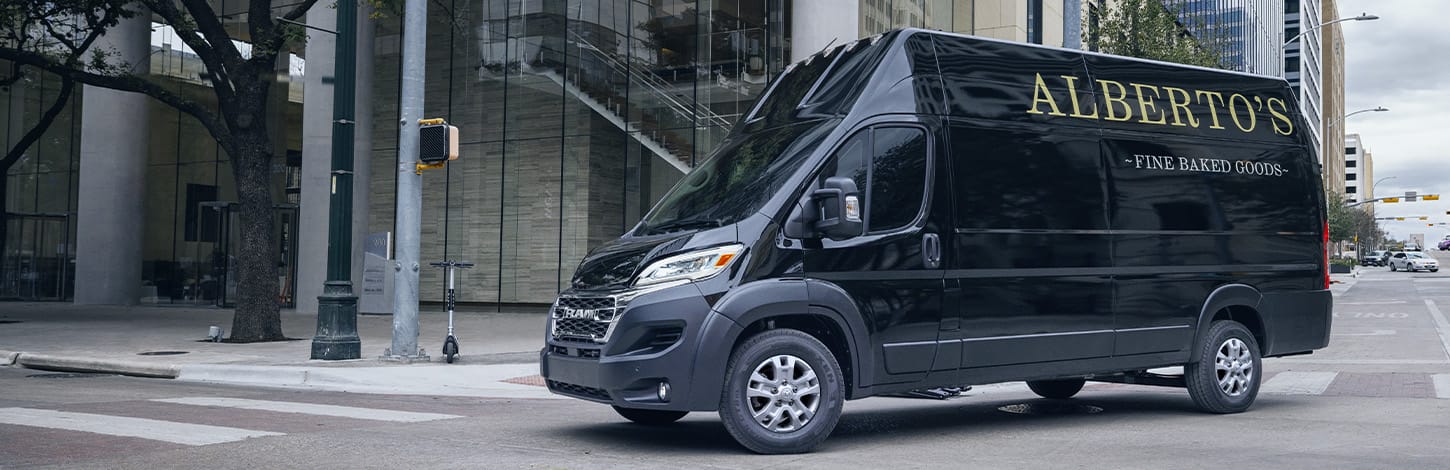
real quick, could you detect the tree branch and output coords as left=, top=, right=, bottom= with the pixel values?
left=0, top=47, right=231, bottom=147
left=142, top=0, right=241, bottom=109
left=281, top=0, right=322, bottom=22
left=1, top=74, right=74, bottom=170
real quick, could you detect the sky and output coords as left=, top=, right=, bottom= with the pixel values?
left=1336, top=0, right=1450, bottom=243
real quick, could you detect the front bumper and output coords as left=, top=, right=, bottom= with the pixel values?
left=539, top=282, right=725, bottom=411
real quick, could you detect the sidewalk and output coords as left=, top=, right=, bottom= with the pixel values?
left=0, top=302, right=557, bottom=399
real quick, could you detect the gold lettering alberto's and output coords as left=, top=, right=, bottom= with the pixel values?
left=1022, top=72, right=1293, bottom=137
left=1098, top=80, right=1133, bottom=122
left=1060, top=75, right=1098, bottom=118
left=1026, top=73, right=1066, bottom=116
left=1131, top=83, right=1167, bottom=125
left=1161, top=86, right=1198, bottom=127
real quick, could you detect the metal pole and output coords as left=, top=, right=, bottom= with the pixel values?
left=387, top=0, right=427, bottom=361
left=311, top=0, right=361, bottom=360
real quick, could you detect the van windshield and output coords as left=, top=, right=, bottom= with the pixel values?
left=637, top=121, right=835, bottom=236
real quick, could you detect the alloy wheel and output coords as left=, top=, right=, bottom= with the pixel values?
left=746, top=354, right=820, bottom=433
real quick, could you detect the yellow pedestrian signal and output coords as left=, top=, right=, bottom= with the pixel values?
left=1384, top=197, right=1400, bottom=203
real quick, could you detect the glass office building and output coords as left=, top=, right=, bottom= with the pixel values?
left=1164, top=0, right=1284, bottom=75
left=3, top=0, right=1079, bottom=306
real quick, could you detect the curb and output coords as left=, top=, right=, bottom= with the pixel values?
left=13, top=353, right=180, bottom=379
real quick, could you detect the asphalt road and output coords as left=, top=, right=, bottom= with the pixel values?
left=4, top=257, right=1450, bottom=469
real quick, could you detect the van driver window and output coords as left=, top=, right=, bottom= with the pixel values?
left=820, top=127, right=927, bottom=233
left=869, top=128, right=927, bottom=232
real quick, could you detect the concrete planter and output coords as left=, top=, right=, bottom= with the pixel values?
left=1330, top=264, right=1353, bottom=273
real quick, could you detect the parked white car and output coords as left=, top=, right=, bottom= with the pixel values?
left=1390, top=252, right=1439, bottom=272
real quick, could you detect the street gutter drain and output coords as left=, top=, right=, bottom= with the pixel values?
left=137, top=351, right=190, bottom=356
left=27, top=373, right=117, bottom=379
left=998, top=402, right=1104, bottom=416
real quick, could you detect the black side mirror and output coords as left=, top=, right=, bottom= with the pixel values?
left=784, top=176, right=863, bottom=241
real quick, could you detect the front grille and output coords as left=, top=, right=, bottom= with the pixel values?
left=551, top=295, right=620, bottom=343
left=548, top=379, right=611, bottom=401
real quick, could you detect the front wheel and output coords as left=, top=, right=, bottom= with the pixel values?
left=718, top=329, right=844, bottom=454
left=1185, top=320, right=1262, bottom=414
left=1026, top=378, right=1086, bottom=399
left=612, top=406, right=688, bottom=425
left=1391, top=263, right=1398, bottom=271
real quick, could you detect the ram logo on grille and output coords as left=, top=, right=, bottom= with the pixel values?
left=559, top=307, right=598, bottom=320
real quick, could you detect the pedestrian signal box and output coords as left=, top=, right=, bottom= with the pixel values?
left=419, top=119, right=459, bottom=164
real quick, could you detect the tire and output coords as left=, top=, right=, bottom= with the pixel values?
left=612, top=406, right=688, bottom=425
left=1185, top=320, right=1262, bottom=414
left=1391, top=263, right=1398, bottom=272
left=718, top=329, right=844, bottom=454
left=1026, top=378, right=1087, bottom=399
left=1433, top=269, right=1440, bottom=273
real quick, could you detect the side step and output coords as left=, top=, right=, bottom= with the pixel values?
left=886, top=386, right=972, bottom=400
left=1091, top=371, right=1186, bottom=388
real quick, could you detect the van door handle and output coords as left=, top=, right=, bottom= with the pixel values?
left=922, top=233, right=940, bottom=269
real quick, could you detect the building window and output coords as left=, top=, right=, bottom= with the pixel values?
left=1347, top=173, right=1357, bottom=181
left=1027, top=0, right=1043, bottom=44
left=1346, top=147, right=1356, bottom=154
left=1347, top=186, right=1357, bottom=194
left=1347, top=160, right=1357, bottom=168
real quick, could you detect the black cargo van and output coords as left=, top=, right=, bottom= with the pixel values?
left=541, top=29, right=1331, bottom=454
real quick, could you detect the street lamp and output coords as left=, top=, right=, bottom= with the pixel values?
left=1284, top=13, right=1379, bottom=48
left=1328, top=106, right=1389, bottom=130
left=310, top=0, right=362, bottom=360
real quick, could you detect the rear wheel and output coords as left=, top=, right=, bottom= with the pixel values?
left=1185, top=320, right=1261, bottom=413
left=612, top=406, right=687, bottom=425
left=718, top=329, right=844, bottom=454
left=1391, top=263, right=1398, bottom=271
left=1026, top=378, right=1086, bottom=399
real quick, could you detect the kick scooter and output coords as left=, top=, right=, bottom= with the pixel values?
left=429, top=260, right=473, bottom=363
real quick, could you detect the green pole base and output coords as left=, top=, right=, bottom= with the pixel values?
left=311, top=281, right=361, bottom=360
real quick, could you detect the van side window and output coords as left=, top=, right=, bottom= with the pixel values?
left=819, top=127, right=928, bottom=234
left=950, top=124, right=1106, bottom=230
left=869, top=127, right=927, bottom=232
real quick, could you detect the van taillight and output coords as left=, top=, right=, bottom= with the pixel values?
left=1323, top=220, right=1330, bottom=289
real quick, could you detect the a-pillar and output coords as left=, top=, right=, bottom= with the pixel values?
left=73, top=8, right=150, bottom=305
left=791, top=0, right=860, bottom=62
left=297, top=2, right=376, bottom=313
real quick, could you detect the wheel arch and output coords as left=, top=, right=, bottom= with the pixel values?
left=1191, top=284, right=1264, bottom=363
left=689, top=279, right=871, bottom=407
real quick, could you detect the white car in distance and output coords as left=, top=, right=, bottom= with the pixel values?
left=1390, top=252, right=1439, bottom=273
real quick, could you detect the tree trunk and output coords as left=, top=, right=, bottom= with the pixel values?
left=226, top=129, right=284, bottom=342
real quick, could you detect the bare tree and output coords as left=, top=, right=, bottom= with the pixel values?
left=1, top=0, right=318, bottom=341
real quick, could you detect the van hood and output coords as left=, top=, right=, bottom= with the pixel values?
left=569, top=232, right=697, bottom=291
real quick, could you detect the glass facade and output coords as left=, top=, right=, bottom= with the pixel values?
left=370, top=0, right=789, bottom=304
left=1, top=18, right=304, bottom=303
left=1165, top=0, right=1284, bottom=75
left=0, top=67, right=81, bottom=300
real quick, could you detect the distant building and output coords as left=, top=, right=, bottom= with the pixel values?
left=1344, top=133, right=1373, bottom=204
left=1284, top=0, right=1324, bottom=167
left=1319, top=0, right=1348, bottom=196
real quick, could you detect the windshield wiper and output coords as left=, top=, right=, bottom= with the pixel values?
left=643, top=217, right=723, bottom=235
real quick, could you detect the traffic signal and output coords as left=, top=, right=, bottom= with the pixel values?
left=418, top=119, right=459, bottom=164
left=1425, top=194, right=1441, bottom=201
left=1421, top=217, right=1430, bottom=221
left=1384, top=197, right=1400, bottom=203
left=1396, top=217, right=1405, bottom=221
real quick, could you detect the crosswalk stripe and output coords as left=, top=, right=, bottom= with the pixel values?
left=151, top=397, right=462, bottom=422
left=1434, top=374, right=1450, bottom=399
left=0, top=408, right=283, bottom=446
left=1260, top=371, right=1338, bottom=395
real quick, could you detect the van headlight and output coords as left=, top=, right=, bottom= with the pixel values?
left=634, top=244, right=744, bottom=287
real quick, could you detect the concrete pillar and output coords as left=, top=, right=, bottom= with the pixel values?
left=297, top=4, right=375, bottom=314
left=791, top=0, right=860, bottom=62
left=73, top=9, right=150, bottom=305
